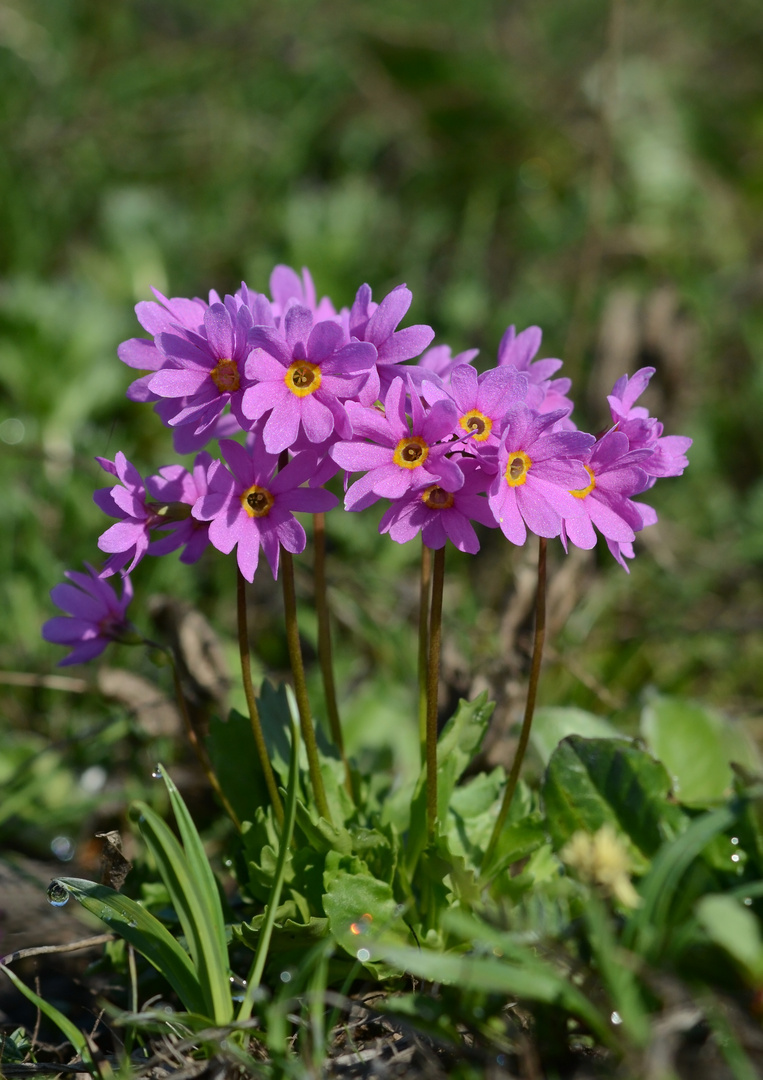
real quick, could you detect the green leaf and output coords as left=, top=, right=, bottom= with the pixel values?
left=206, top=709, right=271, bottom=825
left=157, top=766, right=229, bottom=982
left=696, top=894, right=763, bottom=984
left=641, top=696, right=759, bottom=806
left=52, top=877, right=207, bottom=1015
left=531, top=707, right=621, bottom=766
left=295, top=800, right=354, bottom=855
left=128, top=799, right=232, bottom=1024
left=405, top=693, right=494, bottom=875
left=236, top=915, right=329, bottom=957
left=238, top=717, right=301, bottom=1022
left=542, top=736, right=685, bottom=861
left=624, top=803, right=737, bottom=958
left=323, top=868, right=412, bottom=966
left=379, top=942, right=614, bottom=1049
left=0, top=964, right=96, bottom=1072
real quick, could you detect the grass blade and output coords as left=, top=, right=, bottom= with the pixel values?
left=380, top=942, right=615, bottom=1049
left=0, top=963, right=96, bottom=1072
left=128, top=800, right=233, bottom=1024
left=237, top=710, right=300, bottom=1023
left=54, top=877, right=207, bottom=1015
left=156, top=764, right=230, bottom=997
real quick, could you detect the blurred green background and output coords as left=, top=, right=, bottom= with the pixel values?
left=1, top=0, right=762, bottom=853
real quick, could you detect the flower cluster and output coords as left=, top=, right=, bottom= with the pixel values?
left=44, top=265, right=690, bottom=664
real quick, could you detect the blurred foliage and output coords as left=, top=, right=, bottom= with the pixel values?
left=1, top=0, right=762, bottom=855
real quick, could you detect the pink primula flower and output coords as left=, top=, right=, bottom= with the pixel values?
left=608, top=367, right=692, bottom=478
left=349, top=283, right=435, bottom=405
left=330, top=376, right=464, bottom=512
left=192, top=437, right=338, bottom=581
left=243, top=305, right=377, bottom=454
left=497, top=324, right=574, bottom=419
left=561, top=430, right=651, bottom=552
left=488, top=405, right=594, bottom=545
left=421, top=363, right=528, bottom=450
left=42, top=564, right=134, bottom=666
left=379, top=459, right=496, bottom=553
left=94, top=453, right=162, bottom=577
left=146, top=451, right=218, bottom=564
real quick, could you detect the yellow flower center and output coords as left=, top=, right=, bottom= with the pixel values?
left=459, top=410, right=492, bottom=442
left=393, top=436, right=429, bottom=470
left=240, top=485, right=274, bottom=518
left=505, top=450, right=532, bottom=487
left=285, top=360, right=321, bottom=398
left=421, top=485, right=455, bottom=510
left=570, top=465, right=596, bottom=499
left=210, top=358, right=240, bottom=393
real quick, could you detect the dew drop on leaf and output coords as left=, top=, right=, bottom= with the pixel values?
left=46, top=880, right=69, bottom=907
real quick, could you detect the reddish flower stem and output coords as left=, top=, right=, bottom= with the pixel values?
left=237, top=567, right=284, bottom=826
left=313, top=511, right=354, bottom=800
left=426, top=545, right=445, bottom=841
left=483, top=535, right=547, bottom=872
left=418, top=542, right=432, bottom=767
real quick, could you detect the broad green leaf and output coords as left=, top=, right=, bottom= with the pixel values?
left=641, top=696, right=759, bottom=806
left=405, top=694, right=494, bottom=875
left=53, top=877, right=207, bottom=1015
left=295, top=800, right=354, bottom=854
left=323, top=868, right=411, bottom=964
left=531, top=707, right=620, bottom=766
left=128, top=801, right=232, bottom=1023
left=696, top=894, right=763, bottom=984
left=542, top=736, right=686, bottom=860
left=256, top=680, right=302, bottom=785
left=206, top=709, right=272, bottom=825
left=236, top=915, right=329, bottom=957
left=0, top=964, right=96, bottom=1072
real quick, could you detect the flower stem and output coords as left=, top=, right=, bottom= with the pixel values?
left=237, top=567, right=283, bottom=827
left=426, top=545, right=445, bottom=842
left=418, top=542, right=432, bottom=766
left=313, top=512, right=353, bottom=800
left=483, top=535, right=547, bottom=873
left=166, top=648, right=242, bottom=832
left=281, top=547, right=333, bottom=824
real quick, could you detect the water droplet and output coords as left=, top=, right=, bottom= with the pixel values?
left=356, top=947, right=371, bottom=963
left=279, top=970, right=292, bottom=984
left=151, top=766, right=162, bottom=780
left=0, top=418, right=25, bottom=445
left=47, top=881, right=69, bottom=907
left=731, top=853, right=740, bottom=863
left=492, top=946, right=503, bottom=957
left=80, top=765, right=107, bottom=794
left=51, top=836, right=75, bottom=862
left=731, top=836, right=740, bottom=845
left=496, top=1054, right=507, bottom=1067
left=350, top=913, right=373, bottom=936
left=611, top=1011, right=623, bottom=1025
left=473, top=1006, right=485, bottom=1019
left=128, top=919, right=137, bottom=928
left=744, top=897, right=753, bottom=906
